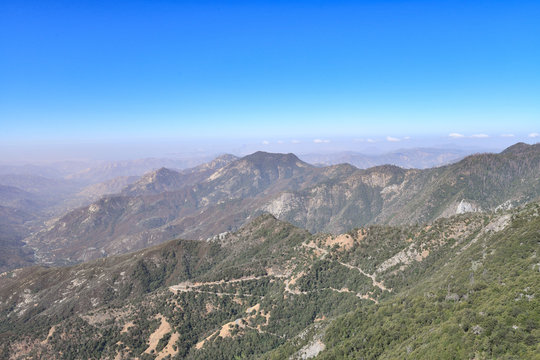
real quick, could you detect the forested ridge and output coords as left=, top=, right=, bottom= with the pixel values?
left=1, top=202, right=538, bottom=359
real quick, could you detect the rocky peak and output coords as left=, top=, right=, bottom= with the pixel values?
left=213, top=153, right=238, bottom=163
left=121, top=167, right=183, bottom=195
left=199, top=154, right=238, bottom=171
left=150, top=167, right=178, bottom=179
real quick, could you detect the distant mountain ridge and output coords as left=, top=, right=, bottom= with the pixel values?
left=269, top=142, right=540, bottom=231
left=0, top=155, right=218, bottom=185
left=299, top=147, right=470, bottom=169
left=24, top=142, right=540, bottom=265
left=121, top=154, right=238, bottom=196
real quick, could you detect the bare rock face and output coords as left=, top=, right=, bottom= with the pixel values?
left=456, top=199, right=482, bottom=214
left=263, top=192, right=304, bottom=218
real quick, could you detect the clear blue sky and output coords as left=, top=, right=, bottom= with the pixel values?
left=1, top=0, right=539, bottom=158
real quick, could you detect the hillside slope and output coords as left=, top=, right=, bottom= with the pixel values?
left=2, top=202, right=538, bottom=359
left=316, top=203, right=540, bottom=359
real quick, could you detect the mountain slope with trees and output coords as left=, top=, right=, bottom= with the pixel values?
left=2, top=202, right=538, bottom=359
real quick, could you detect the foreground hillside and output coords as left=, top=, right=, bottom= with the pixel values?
left=2, top=202, right=538, bottom=359
left=25, top=143, right=540, bottom=266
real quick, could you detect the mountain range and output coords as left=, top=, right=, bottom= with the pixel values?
left=299, top=147, right=470, bottom=169
left=23, top=143, right=540, bottom=266
left=0, top=142, right=539, bottom=359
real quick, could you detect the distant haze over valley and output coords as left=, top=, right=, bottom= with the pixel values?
left=1, top=133, right=538, bottom=165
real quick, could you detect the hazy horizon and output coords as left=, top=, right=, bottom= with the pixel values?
left=1, top=134, right=538, bottom=166
left=2, top=0, right=539, bottom=165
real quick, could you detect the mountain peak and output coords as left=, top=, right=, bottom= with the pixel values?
left=214, top=154, right=238, bottom=162
left=153, top=167, right=177, bottom=176
left=241, top=151, right=310, bottom=168
left=501, top=142, right=533, bottom=155
left=201, top=154, right=239, bottom=170
left=121, top=167, right=183, bottom=195
left=142, top=167, right=180, bottom=183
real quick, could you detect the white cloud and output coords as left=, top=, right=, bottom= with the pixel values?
left=367, top=138, right=376, bottom=143
left=313, top=139, right=330, bottom=143
left=386, top=136, right=400, bottom=142
left=471, top=134, right=489, bottom=138
left=501, top=134, right=515, bottom=138
left=403, top=136, right=411, bottom=140
left=262, top=140, right=270, bottom=145
left=291, top=140, right=301, bottom=144
left=449, top=133, right=465, bottom=138
left=529, top=132, right=539, bottom=138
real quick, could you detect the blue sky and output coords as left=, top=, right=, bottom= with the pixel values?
left=1, top=0, right=539, bottom=160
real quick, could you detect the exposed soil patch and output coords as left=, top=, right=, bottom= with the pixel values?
left=120, top=321, right=134, bottom=334
left=143, top=314, right=171, bottom=355
left=325, top=234, right=354, bottom=251
left=41, top=325, right=56, bottom=345
left=205, top=302, right=215, bottom=314
left=156, top=332, right=180, bottom=360
left=195, top=303, right=271, bottom=349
